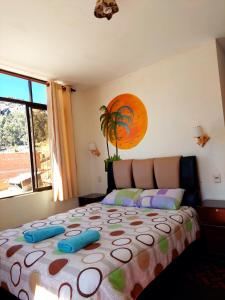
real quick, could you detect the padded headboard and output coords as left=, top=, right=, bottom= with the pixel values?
left=107, top=156, right=201, bottom=208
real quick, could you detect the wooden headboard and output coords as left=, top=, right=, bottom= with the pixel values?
left=107, top=156, right=201, bottom=207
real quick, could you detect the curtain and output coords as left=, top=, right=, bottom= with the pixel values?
left=47, top=81, right=78, bottom=201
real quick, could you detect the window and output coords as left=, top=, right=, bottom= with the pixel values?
left=0, top=74, right=30, bottom=101
left=32, top=82, right=47, bottom=104
left=0, top=71, right=51, bottom=198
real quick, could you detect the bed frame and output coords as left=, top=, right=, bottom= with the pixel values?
left=107, top=156, right=201, bottom=208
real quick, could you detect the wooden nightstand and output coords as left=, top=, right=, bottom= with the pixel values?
left=197, top=199, right=225, bottom=256
left=78, top=193, right=105, bottom=207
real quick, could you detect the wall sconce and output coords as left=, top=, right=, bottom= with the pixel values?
left=193, top=126, right=210, bottom=147
left=88, top=142, right=101, bottom=157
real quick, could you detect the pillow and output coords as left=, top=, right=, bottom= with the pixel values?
left=102, top=189, right=143, bottom=207
left=138, top=188, right=185, bottom=210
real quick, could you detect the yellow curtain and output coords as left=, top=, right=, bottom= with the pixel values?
left=47, top=81, right=78, bottom=201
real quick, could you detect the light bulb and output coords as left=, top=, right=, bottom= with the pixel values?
left=103, top=6, right=112, bottom=15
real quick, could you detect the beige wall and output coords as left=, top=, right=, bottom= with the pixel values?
left=0, top=190, right=78, bottom=230
left=72, top=40, right=225, bottom=201
left=73, top=91, right=93, bottom=196
left=216, top=40, right=225, bottom=124
left=2, top=40, right=224, bottom=230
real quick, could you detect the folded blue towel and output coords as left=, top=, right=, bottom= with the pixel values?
left=24, top=226, right=65, bottom=243
left=58, top=229, right=100, bottom=253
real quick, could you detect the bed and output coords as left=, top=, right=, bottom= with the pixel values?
left=0, top=156, right=200, bottom=300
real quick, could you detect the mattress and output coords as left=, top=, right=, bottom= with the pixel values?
left=0, top=203, right=199, bottom=300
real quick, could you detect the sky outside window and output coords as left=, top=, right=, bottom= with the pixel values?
left=32, top=82, right=47, bottom=104
left=0, top=73, right=30, bottom=101
left=0, top=73, right=47, bottom=104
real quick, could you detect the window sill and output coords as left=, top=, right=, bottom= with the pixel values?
left=0, top=186, right=52, bottom=201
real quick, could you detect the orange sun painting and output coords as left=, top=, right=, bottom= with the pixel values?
left=107, top=93, right=148, bottom=149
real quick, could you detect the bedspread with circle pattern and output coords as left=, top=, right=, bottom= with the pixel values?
left=0, top=204, right=199, bottom=300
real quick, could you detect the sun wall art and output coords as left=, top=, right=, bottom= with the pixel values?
left=100, top=93, right=148, bottom=156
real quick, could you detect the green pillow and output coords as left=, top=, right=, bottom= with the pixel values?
left=102, top=189, right=143, bottom=206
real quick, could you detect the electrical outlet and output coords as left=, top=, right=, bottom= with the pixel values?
left=97, top=176, right=102, bottom=183
left=213, top=174, right=221, bottom=184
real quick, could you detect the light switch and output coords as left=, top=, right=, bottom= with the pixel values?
left=213, top=174, right=221, bottom=184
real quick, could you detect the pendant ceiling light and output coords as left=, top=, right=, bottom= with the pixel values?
left=94, top=0, right=119, bottom=20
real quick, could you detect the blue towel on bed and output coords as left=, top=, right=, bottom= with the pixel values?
left=57, top=230, right=100, bottom=253
left=24, top=226, right=65, bottom=243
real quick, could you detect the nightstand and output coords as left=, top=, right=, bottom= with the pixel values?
left=197, top=199, right=225, bottom=256
left=78, top=193, right=105, bottom=207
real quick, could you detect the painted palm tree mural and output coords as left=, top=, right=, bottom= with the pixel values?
left=100, top=93, right=148, bottom=170
left=100, top=100, right=134, bottom=168
left=99, top=105, right=111, bottom=158
left=108, top=104, right=134, bottom=156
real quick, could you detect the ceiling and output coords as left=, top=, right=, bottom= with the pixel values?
left=1, top=0, right=225, bottom=90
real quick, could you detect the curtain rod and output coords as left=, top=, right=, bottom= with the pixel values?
left=46, top=82, right=76, bottom=92
left=0, top=69, right=76, bottom=92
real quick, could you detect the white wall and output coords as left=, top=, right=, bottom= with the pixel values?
left=0, top=190, right=78, bottom=230
left=72, top=40, right=225, bottom=201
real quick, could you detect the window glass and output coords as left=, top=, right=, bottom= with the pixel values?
left=0, top=73, right=30, bottom=101
left=0, top=101, right=32, bottom=198
left=32, top=82, right=47, bottom=104
left=0, top=72, right=51, bottom=198
left=32, top=108, right=51, bottom=188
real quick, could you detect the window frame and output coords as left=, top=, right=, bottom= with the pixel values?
left=0, top=70, right=52, bottom=199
